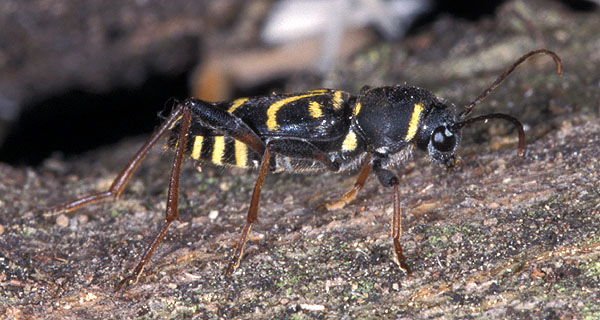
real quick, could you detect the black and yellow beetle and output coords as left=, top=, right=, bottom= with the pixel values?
left=44, top=49, right=562, bottom=289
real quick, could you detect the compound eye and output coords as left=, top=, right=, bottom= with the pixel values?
left=431, top=126, right=456, bottom=152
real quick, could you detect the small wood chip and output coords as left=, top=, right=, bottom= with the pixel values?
left=299, top=303, right=325, bottom=312
left=56, top=214, right=69, bottom=227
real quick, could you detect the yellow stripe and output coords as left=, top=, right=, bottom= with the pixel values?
left=308, top=101, right=323, bottom=118
left=405, top=103, right=424, bottom=141
left=212, top=136, right=225, bottom=165
left=342, top=130, right=358, bottom=151
left=191, top=136, right=203, bottom=160
left=266, top=92, right=325, bottom=130
left=234, top=140, right=248, bottom=168
left=168, top=115, right=183, bottom=130
left=308, top=89, right=329, bottom=93
left=227, top=98, right=248, bottom=113
left=332, top=91, right=344, bottom=110
left=353, top=102, right=362, bottom=116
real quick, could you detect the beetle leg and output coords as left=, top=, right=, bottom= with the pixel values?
left=372, top=159, right=411, bottom=274
left=43, top=103, right=188, bottom=217
left=325, top=154, right=372, bottom=210
left=225, top=146, right=272, bottom=275
left=392, top=183, right=410, bottom=274
left=116, top=103, right=193, bottom=290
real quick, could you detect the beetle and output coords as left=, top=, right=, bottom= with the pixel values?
left=43, top=49, right=562, bottom=289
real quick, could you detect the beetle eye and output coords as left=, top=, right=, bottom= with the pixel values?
left=431, top=126, right=456, bottom=152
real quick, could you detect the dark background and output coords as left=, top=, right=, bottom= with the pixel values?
left=1, top=0, right=596, bottom=165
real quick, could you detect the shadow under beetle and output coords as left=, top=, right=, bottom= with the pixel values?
left=44, top=49, right=562, bottom=289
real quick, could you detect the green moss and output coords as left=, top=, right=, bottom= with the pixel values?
left=19, top=226, right=36, bottom=237
left=582, top=261, right=600, bottom=277
left=111, top=209, right=122, bottom=218
left=276, top=274, right=303, bottom=292
left=582, top=303, right=600, bottom=320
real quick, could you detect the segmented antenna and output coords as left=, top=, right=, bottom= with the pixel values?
left=460, top=49, right=562, bottom=119
left=455, top=49, right=562, bottom=156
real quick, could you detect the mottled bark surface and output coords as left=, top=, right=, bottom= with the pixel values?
left=1, top=1, right=599, bottom=319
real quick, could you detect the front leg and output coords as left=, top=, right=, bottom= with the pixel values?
left=372, top=157, right=410, bottom=274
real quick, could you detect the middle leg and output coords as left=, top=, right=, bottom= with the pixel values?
left=225, top=147, right=272, bottom=275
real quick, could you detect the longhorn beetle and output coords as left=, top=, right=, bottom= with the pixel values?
left=44, top=49, right=562, bottom=289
